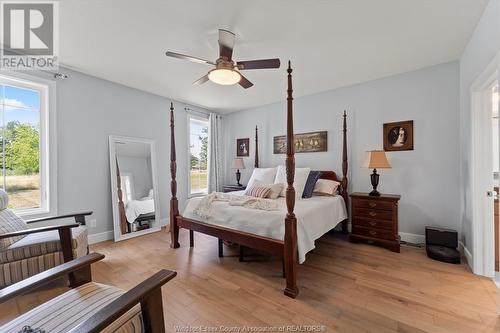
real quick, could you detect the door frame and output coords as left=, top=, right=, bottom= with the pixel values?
left=470, top=52, right=500, bottom=277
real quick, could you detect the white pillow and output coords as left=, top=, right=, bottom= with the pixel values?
left=274, top=165, right=311, bottom=198
left=313, top=179, right=341, bottom=196
left=246, top=167, right=277, bottom=190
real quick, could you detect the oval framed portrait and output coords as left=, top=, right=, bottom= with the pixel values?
left=383, top=120, right=414, bottom=151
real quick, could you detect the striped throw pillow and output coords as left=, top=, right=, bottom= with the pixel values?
left=246, top=185, right=272, bottom=198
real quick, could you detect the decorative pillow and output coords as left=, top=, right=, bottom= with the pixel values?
left=274, top=165, right=311, bottom=198
left=246, top=167, right=277, bottom=190
left=313, top=179, right=341, bottom=196
left=246, top=185, right=272, bottom=198
left=245, top=181, right=283, bottom=199
left=302, top=171, right=322, bottom=198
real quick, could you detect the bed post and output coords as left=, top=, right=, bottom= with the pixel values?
left=255, top=126, right=259, bottom=168
left=116, top=159, right=128, bottom=234
left=170, top=102, right=180, bottom=248
left=341, top=111, right=349, bottom=234
left=284, top=61, right=298, bottom=298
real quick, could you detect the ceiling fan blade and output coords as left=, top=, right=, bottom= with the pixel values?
left=193, top=74, right=210, bottom=85
left=237, top=58, right=280, bottom=70
left=165, top=51, right=215, bottom=65
left=239, top=75, right=253, bottom=89
left=219, top=29, right=235, bottom=60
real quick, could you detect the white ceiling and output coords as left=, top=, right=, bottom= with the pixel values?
left=60, top=0, right=489, bottom=113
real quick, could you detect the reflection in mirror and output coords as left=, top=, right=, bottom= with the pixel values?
left=109, top=136, right=161, bottom=241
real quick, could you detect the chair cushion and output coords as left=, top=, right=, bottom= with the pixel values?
left=0, top=225, right=88, bottom=264
left=0, top=209, right=28, bottom=250
left=0, top=282, right=143, bottom=333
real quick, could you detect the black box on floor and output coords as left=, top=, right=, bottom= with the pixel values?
left=425, top=227, right=461, bottom=264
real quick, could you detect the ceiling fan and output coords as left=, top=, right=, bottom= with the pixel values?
left=165, top=29, right=280, bottom=89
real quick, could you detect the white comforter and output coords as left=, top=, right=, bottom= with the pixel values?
left=183, top=191, right=347, bottom=263
left=126, top=198, right=155, bottom=223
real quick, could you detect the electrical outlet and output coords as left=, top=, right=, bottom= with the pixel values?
left=90, top=219, right=97, bottom=228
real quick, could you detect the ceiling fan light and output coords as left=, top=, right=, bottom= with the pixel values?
left=208, top=68, right=241, bottom=85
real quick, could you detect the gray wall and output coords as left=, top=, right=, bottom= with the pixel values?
left=459, top=0, right=500, bottom=250
left=224, top=62, right=460, bottom=237
left=55, top=68, right=206, bottom=236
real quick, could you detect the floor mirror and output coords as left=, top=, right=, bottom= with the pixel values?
left=109, top=135, right=161, bottom=241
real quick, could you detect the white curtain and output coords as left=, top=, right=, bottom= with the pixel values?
left=208, top=113, right=223, bottom=192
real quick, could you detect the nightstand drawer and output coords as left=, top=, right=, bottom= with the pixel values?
left=354, top=217, right=393, bottom=230
left=355, top=208, right=392, bottom=221
left=353, top=199, right=393, bottom=211
left=353, top=226, right=395, bottom=241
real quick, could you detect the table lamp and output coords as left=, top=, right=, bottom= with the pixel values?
left=364, top=150, right=391, bottom=196
left=232, top=158, right=245, bottom=186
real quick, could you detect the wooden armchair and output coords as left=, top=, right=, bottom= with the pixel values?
left=0, top=253, right=176, bottom=333
left=0, top=210, right=92, bottom=288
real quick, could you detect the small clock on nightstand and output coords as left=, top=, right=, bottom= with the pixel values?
left=222, top=184, right=246, bottom=193
left=349, top=192, right=401, bottom=252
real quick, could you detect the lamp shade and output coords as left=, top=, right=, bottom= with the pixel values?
left=364, top=150, right=391, bottom=169
left=232, top=158, right=245, bottom=169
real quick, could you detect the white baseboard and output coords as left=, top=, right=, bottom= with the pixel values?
left=458, top=241, right=473, bottom=270
left=399, top=232, right=425, bottom=245
left=88, top=230, right=114, bottom=245
left=88, top=219, right=169, bottom=245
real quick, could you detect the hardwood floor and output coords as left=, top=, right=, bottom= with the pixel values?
left=1, top=229, right=499, bottom=332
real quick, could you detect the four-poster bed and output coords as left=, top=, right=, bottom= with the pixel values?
left=169, top=62, right=348, bottom=298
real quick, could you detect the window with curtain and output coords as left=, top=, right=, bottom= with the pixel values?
left=0, top=75, right=50, bottom=214
left=188, top=114, right=210, bottom=196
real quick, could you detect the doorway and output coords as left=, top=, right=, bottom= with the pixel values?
left=470, top=53, right=499, bottom=279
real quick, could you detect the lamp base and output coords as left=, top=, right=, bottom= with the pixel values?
left=370, top=169, right=380, bottom=196
left=236, top=169, right=242, bottom=187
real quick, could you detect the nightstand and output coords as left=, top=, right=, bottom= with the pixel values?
left=349, top=192, right=401, bottom=253
left=222, top=184, right=246, bottom=193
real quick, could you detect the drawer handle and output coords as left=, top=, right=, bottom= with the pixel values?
left=368, top=202, right=377, bottom=208
left=369, top=222, right=377, bottom=226
left=369, top=211, right=377, bottom=217
left=369, top=230, right=377, bottom=236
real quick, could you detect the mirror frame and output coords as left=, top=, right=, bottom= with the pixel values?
left=109, top=135, right=161, bottom=242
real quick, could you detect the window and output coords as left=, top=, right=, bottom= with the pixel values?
left=0, top=74, right=51, bottom=215
left=188, top=114, right=209, bottom=196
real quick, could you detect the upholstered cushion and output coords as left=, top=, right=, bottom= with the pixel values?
left=246, top=167, right=277, bottom=191
left=0, top=226, right=88, bottom=287
left=313, top=179, right=341, bottom=196
left=274, top=165, right=311, bottom=198
left=302, top=171, right=321, bottom=198
left=0, top=208, right=28, bottom=250
left=0, top=225, right=88, bottom=264
left=0, top=282, right=143, bottom=333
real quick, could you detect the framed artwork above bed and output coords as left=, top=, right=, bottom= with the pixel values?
left=273, top=131, right=327, bottom=154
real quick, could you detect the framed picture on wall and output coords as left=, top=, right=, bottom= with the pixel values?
left=383, top=120, right=414, bottom=151
left=237, top=138, right=250, bottom=156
